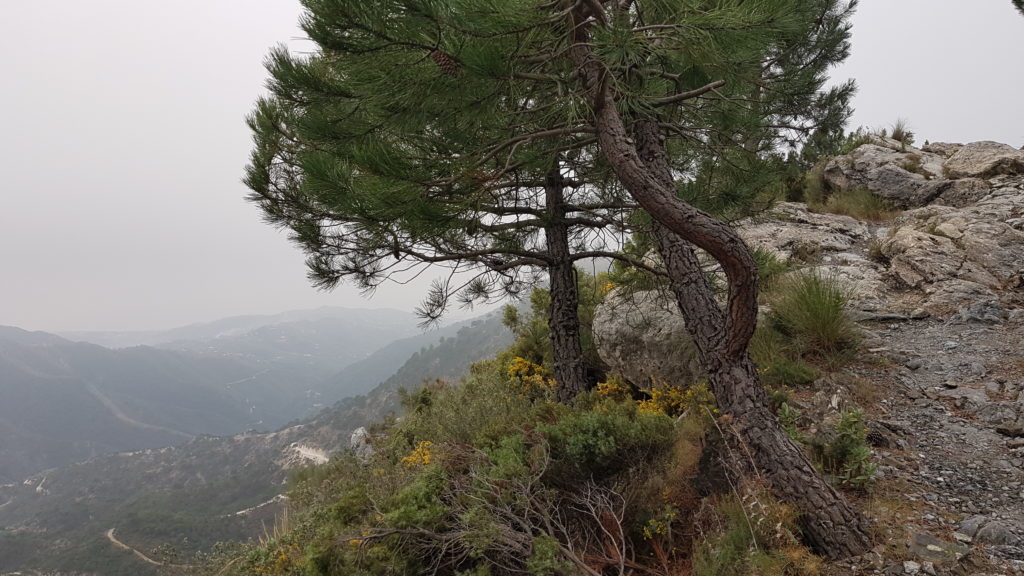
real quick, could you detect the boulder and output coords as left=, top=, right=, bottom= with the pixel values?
left=881, top=226, right=962, bottom=288
left=349, top=427, right=375, bottom=461
left=592, top=289, right=702, bottom=389
left=921, top=142, right=963, bottom=158
left=823, top=143, right=945, bottom=207
left=958, top=515, right=1024, bottom=546
left=943, top=141, right=1024, bottom=179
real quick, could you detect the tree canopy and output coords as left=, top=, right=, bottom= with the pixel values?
left=247, top=0, right=870, bottom=558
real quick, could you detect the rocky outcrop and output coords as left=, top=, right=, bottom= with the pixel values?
left=822, top=138, right=946, bottom=208
left=880, top=180, right=1024, bottom=314
left=740, top=203, right=889, bottom=311
left=592, top=289, right=702, bottom=389
left=943, top=141, right=1024, bottom=179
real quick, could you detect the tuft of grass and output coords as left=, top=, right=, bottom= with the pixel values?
left=692, top=489, right=821, bottom=576
left=752, top=246, right=790, bottom=293
left=801, top=163, right=828, bottom=206
left=890, top=118, right=914, bottom=147
left=767, top=270, right=860, bottom=360
left=749, top=325, right=820, bottom=388
left=809, top=188, right=899, bottom=222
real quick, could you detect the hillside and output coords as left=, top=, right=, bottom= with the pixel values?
left=0, top=328, right=258, bottom=483
left=0, top=308, right=422, bottom=483
left=0, top=312, right=512, bottom=575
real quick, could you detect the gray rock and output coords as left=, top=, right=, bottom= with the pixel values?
left=921, top=178, right=992, bottom=208
left=878, top=184, right=1024, bottom=314
left=922, top=142, right=963, bottom=157
left=907, top=532, right=968, bottom=564
left=592, top=289, right=702, bottom=389
left=996, top=423, right=1024, bottom=438
left=349, top=427, right=375, bottom=461
left=944, top=141, right=1024, bottom=179
left=823, top=142, right=946, bottom=207
left=957, top=300, right=1007, bottom=324
left=740, top=202, right=867, bottom=257
left=958, top=515, right=1024, bottom=545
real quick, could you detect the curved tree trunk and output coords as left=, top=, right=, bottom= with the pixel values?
left=566, top=8, right=871, bottom=558
left=545, top=170, right=589, bottom=402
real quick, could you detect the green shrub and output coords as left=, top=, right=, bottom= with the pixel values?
left=810, top=408, right=876, bottom=489
left=838, top=127, right=875, bottom=155
left=540, top=399, right=675, bottom=481
left=692, top=492, right=820, bottom=576
left=767, top=270, right=860, bottom=359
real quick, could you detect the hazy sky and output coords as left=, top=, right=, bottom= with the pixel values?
left=1, top=1, right=1022, bottom=332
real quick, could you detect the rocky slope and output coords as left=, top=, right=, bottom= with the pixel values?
left=594, top=138, right=1024, bottom=574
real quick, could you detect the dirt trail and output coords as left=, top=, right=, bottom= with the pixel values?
left=86, top=384, right=193, bottom=440
left=105, top=528, right=166, bottom=566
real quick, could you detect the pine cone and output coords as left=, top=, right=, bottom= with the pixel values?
left=430, top=49, right=461, bottom=78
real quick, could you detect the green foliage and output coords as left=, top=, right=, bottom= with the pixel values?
left=810, top=409, right=877, bottom=488
left=526, top=534, right=573, bottom=576
left=500, top=270, right=610, bottom=383
left=540, top=400, right=675, bottom=481
left=767, top=270, right=861, bottom=360
left=838, top=127, right=876, bottom=155
left=692, top=492, right=820, bottom=576
left=777, top=403, right=805, bottom=443
left=752, top=246, right=790, bottom=292
left=749, top=325, right=820, bottom=389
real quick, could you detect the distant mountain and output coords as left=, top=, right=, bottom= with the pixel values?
left=0, top=311, right=513, bottom=576
left=0, top=328, right=258, bottom=483
left=60, top=306, right=414, bottom=349
left=0, top=308, right=425, bottom=483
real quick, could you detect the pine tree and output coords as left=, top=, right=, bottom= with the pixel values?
left=249, top=0, right=870, bottom=557
left=245, top=2, right=650, bottom=401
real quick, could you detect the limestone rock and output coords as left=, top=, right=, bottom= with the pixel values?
left=919, top=178, right=991, bottom=208
left=943, top=141, right=1024, bottom=179
left=958, top=515, right=1024, bottom=546
left=907, top=532, right=968, bottom=565
left=740, top=201, right=868, bottom=257
left=823, top=143, right=945, bottom=207
left=350, top=427, right=375, bottom=461
left=879, top=181, right=1024, bottom=312
left=921, top=142, right=963, bottom=157
left=592, top=289, right=702, bottom=389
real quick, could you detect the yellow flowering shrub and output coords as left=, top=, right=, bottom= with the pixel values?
left=595, top=373, right=632, bottom=401
left=637, top=381, right=716, bottom=418
left=401, top=441, right=433, bottom=468
left=505, top=356, right=556, bottom=400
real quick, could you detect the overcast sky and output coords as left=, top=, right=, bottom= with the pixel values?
left=1, top=1, right=1022, bottom=332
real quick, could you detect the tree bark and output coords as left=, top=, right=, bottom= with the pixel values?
left=545, top=171, right=589, bottom=402
left=566, top=8, right=871, bottom=558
